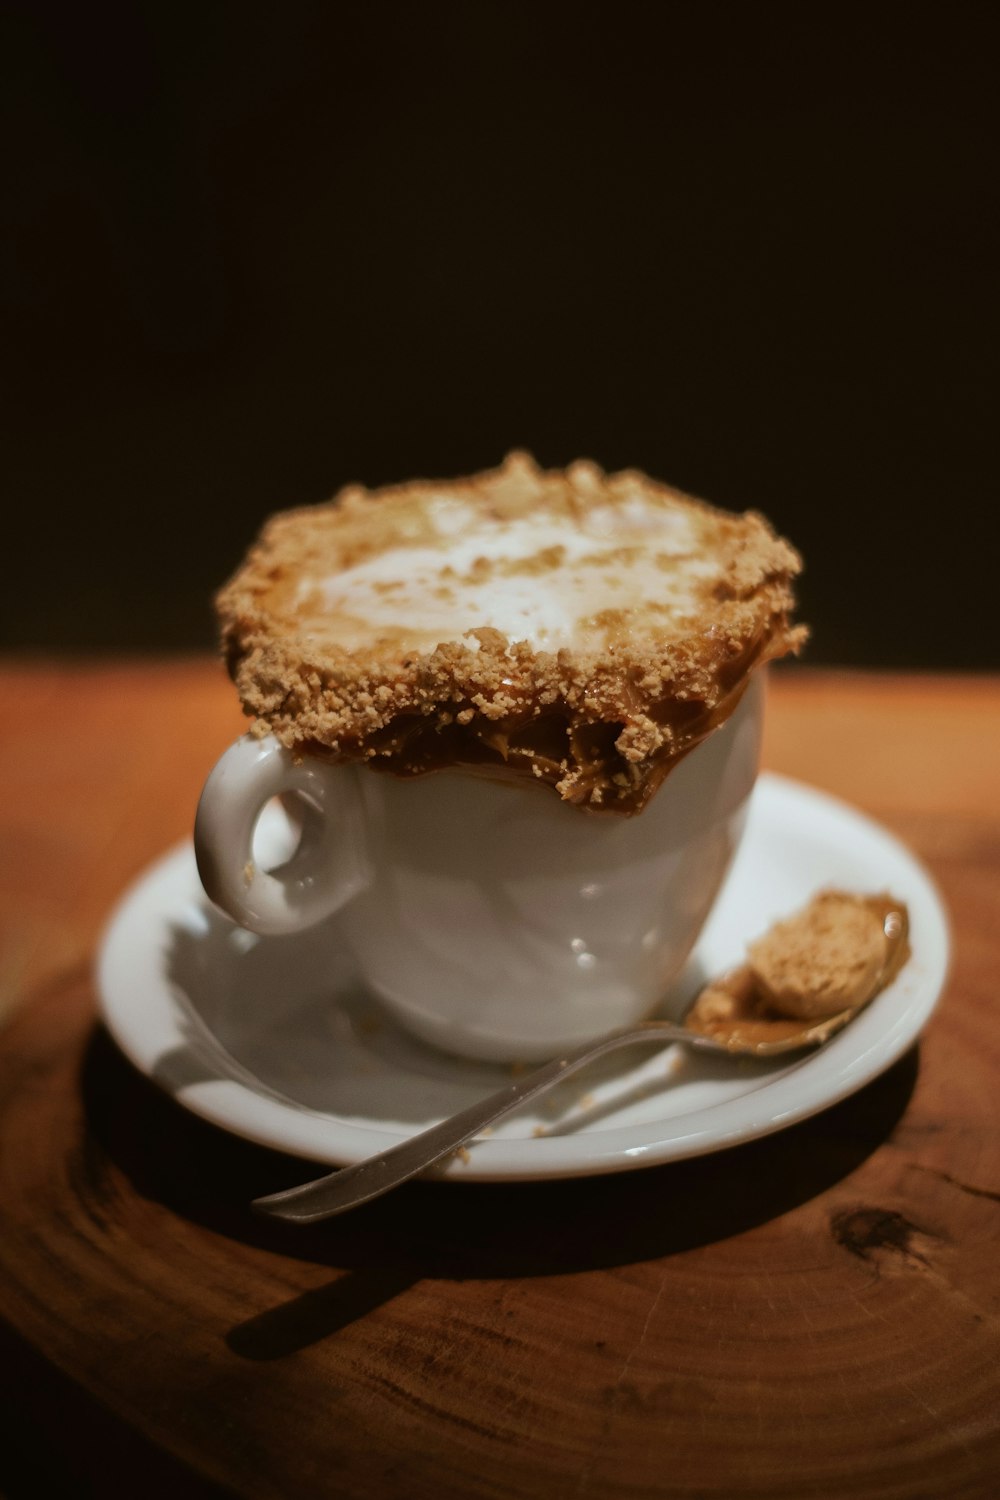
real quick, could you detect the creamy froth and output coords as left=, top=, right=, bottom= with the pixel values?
left=216, top=451, right=807, bottom=812
left=299, top=500, right=716, bottom=654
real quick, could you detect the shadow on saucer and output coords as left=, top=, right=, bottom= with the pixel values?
left=155, top=910, right=717, bottom=1120
left=82, top=1023, right=919, bottom=1362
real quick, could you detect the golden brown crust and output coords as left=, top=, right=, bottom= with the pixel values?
left=748, top=891, right=889, bottom=1019
left=685, top=890, right=910, bottom=1045
left=216, top=452, right=807, bottom=812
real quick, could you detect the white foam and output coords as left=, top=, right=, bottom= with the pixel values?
left=303, top=503, right=715, bottom=652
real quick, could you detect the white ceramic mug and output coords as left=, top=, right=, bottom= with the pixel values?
left=194, top=673, right=764, bottom=1061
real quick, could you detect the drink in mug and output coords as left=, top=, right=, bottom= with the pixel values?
left=195, top=452, right=806, bottom=1060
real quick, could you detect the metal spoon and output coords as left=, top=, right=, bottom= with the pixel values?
left=252, top=1002, right=856, bottom=1224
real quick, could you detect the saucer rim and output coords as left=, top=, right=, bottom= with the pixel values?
left=95, top=772, right=951, bottom=1182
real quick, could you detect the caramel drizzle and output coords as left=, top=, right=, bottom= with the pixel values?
left=685, top=895, right=912, bottom=1050
left=326, top=626, right=775, bottom=815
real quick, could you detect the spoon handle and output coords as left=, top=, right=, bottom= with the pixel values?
left=252, top=1021, right=710, bottom=1223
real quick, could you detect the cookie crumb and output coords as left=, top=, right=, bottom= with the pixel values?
left=749, top=891, right=889, bottom=1019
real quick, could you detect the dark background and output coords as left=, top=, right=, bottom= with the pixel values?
left=2, top=2, right=997, bottom=666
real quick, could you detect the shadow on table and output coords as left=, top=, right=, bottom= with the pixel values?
left=82, top=1023, right=919, bottom=1362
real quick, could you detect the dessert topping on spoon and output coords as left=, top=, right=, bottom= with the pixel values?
left=685, top=890, right=911, bottom=1051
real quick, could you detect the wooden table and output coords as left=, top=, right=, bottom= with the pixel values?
left=1, top=661, right=998, bottom=1499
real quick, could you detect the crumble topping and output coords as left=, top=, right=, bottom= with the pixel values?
left=686, top=891, right=911, bottom=1045
left=216, top=451, right=807, bottom=812
left=748, top=891, right=893, bottom=1019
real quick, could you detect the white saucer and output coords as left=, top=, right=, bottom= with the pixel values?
left=96, top=774, right=950, bottom=1183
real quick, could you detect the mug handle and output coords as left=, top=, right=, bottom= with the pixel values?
left=194, top=734, right=370, bottom=936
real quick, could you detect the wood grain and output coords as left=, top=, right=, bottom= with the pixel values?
left=1, top=660, right=999, bottom=1498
